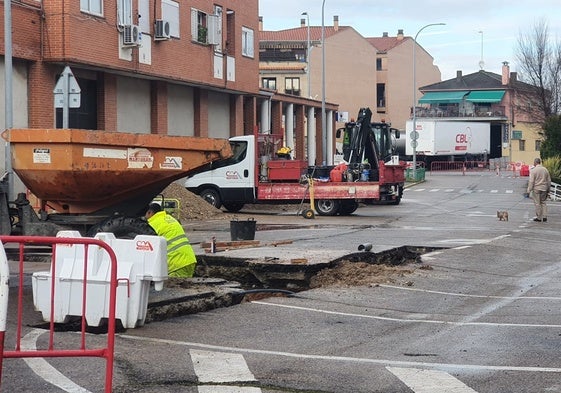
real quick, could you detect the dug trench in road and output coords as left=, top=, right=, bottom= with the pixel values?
left=143, top=238, right=443, bottom=325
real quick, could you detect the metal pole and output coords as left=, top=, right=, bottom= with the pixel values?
left=412, top=23, right=445, bottom=180
left=321, top=0, right=326, bottom=166
left=301, top=12, right=311, bottom=98
left=4, top=0, right=13, bottom=199
left=478, top=30, right=484, bottom=69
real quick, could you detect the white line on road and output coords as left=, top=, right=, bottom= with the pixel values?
left=387, top=367, right=478, bottom=393
left=190, top=349, right=257, bottom=383
left=120, top=334, right=561, bottom=374
left=21, top=329, right=91, bottom=393
left=377, top=284, right=561, bottom=301
left=250, top=301, right=561, bottom=329
left=198, top=387, right=262, bottom=393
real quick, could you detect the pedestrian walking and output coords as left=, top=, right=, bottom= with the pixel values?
left=526, top=158, right=551, bottom=222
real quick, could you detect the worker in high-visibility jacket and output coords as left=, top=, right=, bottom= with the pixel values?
left=145, top=203, right=197, bottom=277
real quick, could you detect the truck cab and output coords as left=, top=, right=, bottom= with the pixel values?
left=185, top=135, right=256, bottom=212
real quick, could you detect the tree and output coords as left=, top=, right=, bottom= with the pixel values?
left=515, top=18, right=561, bottom=122
left=540, top=115, right=561, bottom=159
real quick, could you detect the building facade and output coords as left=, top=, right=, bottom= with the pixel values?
left=0, top=0, right=261, bottom=173
left=259, top=16, right=376, bottom=126
left=367, top=30, right=441, bottom=130
left=259, top=20, right=442, bottom=133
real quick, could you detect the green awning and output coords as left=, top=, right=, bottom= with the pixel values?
left=466, top=90, right=505, bottom=103
left=418, top=91, right=469, bottom=104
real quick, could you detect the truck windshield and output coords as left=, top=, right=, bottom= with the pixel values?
left=370, top=124, right=393, bottom=161
left=211, top=140, right=247, bottom=169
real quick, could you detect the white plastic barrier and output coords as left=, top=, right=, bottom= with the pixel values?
left=32, top=231, right=168, bottom=329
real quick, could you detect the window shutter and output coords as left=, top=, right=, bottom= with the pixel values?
left=190, top=9, right=198, bottom=40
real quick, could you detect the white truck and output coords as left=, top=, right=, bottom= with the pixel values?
left=405, top=120, right=490, bottom=157
left=185, top=108, right=406, bottom=216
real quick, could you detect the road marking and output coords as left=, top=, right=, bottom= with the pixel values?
left=491, top=190, right=498, bottom=193
left=387, top=367, right=478, bottom=393
left=377, top=284, right=561, bottom=301
left=376, top=284, right=561, bottom=301
left=21, top=329, right=91, bottom=393
left=250, top=301, right=561, bottom=328
left=121, top=334, right=561, bottom=373
left=198, top=387, right=262, bottom=393
left=191, top=349, right=257, bottom=383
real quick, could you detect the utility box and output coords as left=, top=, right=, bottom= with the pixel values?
left=32, top=231, right=168, bottom=329
left=267, top=160, right=307, bottom=181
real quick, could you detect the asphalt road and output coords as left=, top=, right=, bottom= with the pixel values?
left=3, top=171, right=561, bottom=392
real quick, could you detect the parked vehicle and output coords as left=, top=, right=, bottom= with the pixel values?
left=405, top=120, right=491, bottom=161
left=185, top=108, right=406, bottom=216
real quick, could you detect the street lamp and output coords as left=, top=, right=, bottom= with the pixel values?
left=412, top=22, right=445, bottom=179
left=301, top=12, right=311, bottom=98
left=321, top=0, right=326, bottom=166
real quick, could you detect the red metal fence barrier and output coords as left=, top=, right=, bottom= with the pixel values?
left=430, top=161, right=489, bottom=173
left=0, top=235, right=118, bottom=392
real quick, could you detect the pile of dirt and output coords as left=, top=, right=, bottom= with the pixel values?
left=159, top=182, right=231, bottom=222
left=310, top=261, right=416, bottom=288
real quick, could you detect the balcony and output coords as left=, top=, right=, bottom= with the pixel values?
left=412, top=105, right=507, bottom=119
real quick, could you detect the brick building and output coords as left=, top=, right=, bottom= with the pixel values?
left=1, top=0, right=261, bottom=164
left=0, top=0, right=337, bottom=178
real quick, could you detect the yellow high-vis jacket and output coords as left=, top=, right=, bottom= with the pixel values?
left=147, top=210, right=196, bottom=276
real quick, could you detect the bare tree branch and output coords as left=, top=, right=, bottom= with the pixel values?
left=515, top=18, right=561, bottom=121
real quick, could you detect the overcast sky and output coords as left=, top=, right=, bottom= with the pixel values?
left=259, top=0, right=560, bottom=81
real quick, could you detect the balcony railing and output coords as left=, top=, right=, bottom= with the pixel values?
left=413, top=105, right=506, bottom=119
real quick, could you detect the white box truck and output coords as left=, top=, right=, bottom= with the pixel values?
left=405, top=120, right=490, bottom=157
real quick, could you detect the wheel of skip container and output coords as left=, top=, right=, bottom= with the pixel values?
left=87, top=216, right=156, bottom=239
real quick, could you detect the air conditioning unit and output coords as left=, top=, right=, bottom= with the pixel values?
left=122, top=24, right=140, bottom=46
left=154, top=19, right=171, bottom=40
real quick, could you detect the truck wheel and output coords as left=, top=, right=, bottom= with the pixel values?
left=199, top=188, right=222, bottom=209
left=387, top=197, right=401, bottom=205
left=314, top=199, right=340, bottom=216
left=339, top=200, right=359, bottom=215
left=87, top=216, right=156, bottom=239
left=222, top=202, right=245, bottom=212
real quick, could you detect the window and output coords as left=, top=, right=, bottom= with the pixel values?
left=242, top=27, right=254, bottom=58
left=262, top=78, right=277, bottom=90
left=285, top=78, right=300, bottom=96
left=519, top=139, right=525, bottom=151
left=377, top=83, right=386, bottom=108
left=80, top=0, right=103, bottom=16
left=191, top=8, right=208, bottom=44
left=376, top=58, right=383, bottom=71
left=117, top=0, right=133, bottom=26
left=535, top=140, right=541, bottom=151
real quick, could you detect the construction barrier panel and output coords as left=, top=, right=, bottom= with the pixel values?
left=0, top=236, right=117, bottom=393
left=32, top=231, right=168, bottom=329
left=0, top=231, right=167, bottom=393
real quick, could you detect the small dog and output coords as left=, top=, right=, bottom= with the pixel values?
left=497, top=210, right=509, bottom=221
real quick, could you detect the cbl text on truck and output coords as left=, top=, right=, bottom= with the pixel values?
left=185, top=108, right=406, bottom=216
